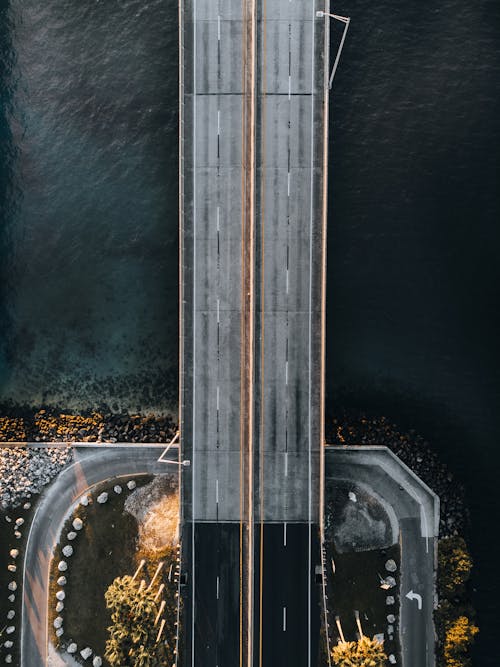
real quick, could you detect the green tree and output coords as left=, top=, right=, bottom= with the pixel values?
left=332, top=636, right=387, bottom=666
left=104, top=575, right=165, bottom=667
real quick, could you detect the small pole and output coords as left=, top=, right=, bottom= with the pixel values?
left=335, top=616, right=346, bottom=643
left=138, top=579, right=146, bottom=592
left=155, top=600, right=166, bottom=626
left=148, top=561, right=165, bottom=591
left=155, top=618, right=166, bottom=643
left=154, top=583, right=165, bottom=601
left=131, top=559, right=146, bottom=582
left=354, top=609, right=364, bottom=637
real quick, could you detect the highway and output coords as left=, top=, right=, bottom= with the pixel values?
left=180, top=0, right=329, bottom=664
left=20, top=445, right=178, bottom=667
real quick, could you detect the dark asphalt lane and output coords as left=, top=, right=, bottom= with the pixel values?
left=254, top=523, right=320, bottom=667
left=184, top=522, right=241, bottom=667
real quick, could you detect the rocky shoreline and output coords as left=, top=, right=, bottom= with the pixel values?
left=0, top=406, right=178, bottom=509
left=326, top=414, right=469, bottom=540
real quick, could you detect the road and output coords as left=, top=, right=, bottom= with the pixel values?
left=180, top=0, right=329, bottom=664
left=325, top=446, right=439, bottom=667
left=20, top=446, right=179, bottom=667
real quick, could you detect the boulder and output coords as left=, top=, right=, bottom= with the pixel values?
left=385, top=559, right=397, bottom=572
left=389, top=655, right=397, bottom=665
left=127, top=480, right=136, bottom=490
left=97, top=492, right=108, bottom=504
left=8, top=595, right=15, bottom=603
left=58, top=561, right=68, bottom=572
left=3, top=641, right=13, bottom=648
left=9, top=549, right=19, bottom=559
left=6, top=627, right=15, bottom=635
left=14, top=531, right=22, bottom=539
left=7, top=565, right=16, bottom=573
left=387, top=614, right=396, bottom=623
left=80, top=495, right=90, bottom=507
left=56, top=601, right=64, bottom=613
left=113, top=485, right=122, bottom=494
left=5, top=655, right=12, bottom=663
left=62, top=545, right=74, bottom=557
left=8, top=582, right=17, bottom=591
left=386, top=596, right=395, bottom=605
left=67, top=531, right=77, bottom=541
left=15, top=518, right=24, bottom=527
left=7, top=610, right=14, bottom=620
left=93, top=658, right=103, bottom=667
left=67, top=643, right=77, bottom=654
left=55, top=627, right=64, bottom=637
left=80, top=647, right=92, bottom=660
left=73, top=518, right=83, bottom=531
left=53, top=617, right=63, bottom=629
left=56, top=590, right=65, bottom=601
left=57, top=576, right=67, bottom=586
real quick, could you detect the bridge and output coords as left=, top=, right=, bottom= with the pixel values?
left=179, top=1, right=330, bottom=665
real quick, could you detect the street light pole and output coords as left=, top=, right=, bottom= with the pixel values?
left=316, top=10, right=351, bottom=89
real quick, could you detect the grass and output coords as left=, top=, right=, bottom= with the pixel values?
left=48, top=474, right=181, bottom=665
left=325, top=542, right=401, bottom=662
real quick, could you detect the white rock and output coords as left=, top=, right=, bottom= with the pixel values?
left=8, top=594, right=15, bottom=603
left=113, top=485, right=122, bottom=494
left=80, top=647, right=92, bottom=660
left=56, top=590, right=65, bottom=601
left=93, top=658, right=103, bottom=667
left=14, top=531, right=21, bottom=539
left=23, top=502, right=31, bottom=509
left=348, top=491, right=357, bottom=502
left=58, top=561, right=68, bottom=572
left=53, top=617, right=63, bottom=629
left=67, top=643, right=77, bottom=654
left=67, top=531, right=77, bottom=541
left=127, top=480, right=136, bottom=490
left=57, top=576, right=67, bottom=586
left=73, top=518, right=83, bottom=530
left=80, top=495, right=90, bottom=507
left=9, top=549, right=19, bottom=559
left=15, top=517, right=24, bottom=527
left=388, top=624, right=394, bottom=634
left=5, top=655, right=12, bottom=663
left=385, top=559, right=397, bottom=572
left=62, top=545, right=74, bottom=557
left=5, top=516, right=11, bottom=523
left=8, top=581, right=17, bottom=591
left=387, top=614, right=396, bottom=623
left=3, top=641, right=13, bottom=648
left=389, top=655, right=397, bottom=665
left=6, top=627, right=15, bottom=635
left=97, top=492, right=108, bottom=504
left=385, top=576, right=396, bottom=588
left=56, top=601, right=64, bottom=612
left=7, top=565, right=16, bottom=572
left=55, top=627, right=64, bottom=637
left=7, top=610, right=15, bottom=620
left=374, top=633, right=385, bottom=644
left=386, top=596, right=395, bottom=605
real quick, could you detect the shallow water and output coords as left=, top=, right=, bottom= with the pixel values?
left=0, top=0, right=499, bottom=662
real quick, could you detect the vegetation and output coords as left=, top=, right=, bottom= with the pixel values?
left=438, top=537, right=472, bottom=598
left=435, top=537, right=478, bottom=667
left=104, top=574, right=168, bottom=666
left=331, top=636, right=387, bottom=666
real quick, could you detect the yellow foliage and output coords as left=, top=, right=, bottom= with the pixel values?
left=0, top=416, right=26, bottom=441
left=444, top=616, right=479, bottom=667
left=35, top=410, right=103, bottom=440
left=332, top=636, right=387, bottom=666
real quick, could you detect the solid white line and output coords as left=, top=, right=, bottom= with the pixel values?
left=285, top=360, right=288, bottom=385
left=286, top=268, right=289, bottom=293
left=217, top=109, right=220, bottom=135
left=216, top=575, right=220, bottom=599
left=216, top=205, right=220, bottom=231
left=283, top=606, right=287, bottom=632
left=217, top=14, right=221, bottom=41
left=216, top=385, right=220, bottom=410
left=283, top=522, right=287, bottom=546
left=307, top=5, right=316, bottom=667
left=217, top=298, right=220, bottom=323
left=192, top=1, right=198, bottom=665
left=288, top=74, right=291, bottom=100
left=287, top=171, right=290, bottom=197
left=284, top=451, right=288, bottom=477
left=216, top=479, right=219, bottom=504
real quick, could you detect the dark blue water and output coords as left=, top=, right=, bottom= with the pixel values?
left=0, top=0, right=498, bottom=663
left=0, top=0, right=179, bottom=414
left=327, top=1, right=500, bottom=664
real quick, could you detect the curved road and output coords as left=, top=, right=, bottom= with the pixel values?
left=21, top=445, right=179, bottom=667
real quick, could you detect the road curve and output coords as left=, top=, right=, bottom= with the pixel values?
left=21, top=446, right=179, bottom=667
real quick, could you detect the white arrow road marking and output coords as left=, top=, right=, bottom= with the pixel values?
left=405, top=590, right=422, bottom=610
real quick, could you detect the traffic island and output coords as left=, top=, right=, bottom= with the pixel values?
left=324, top=446, right=439, bottom=667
